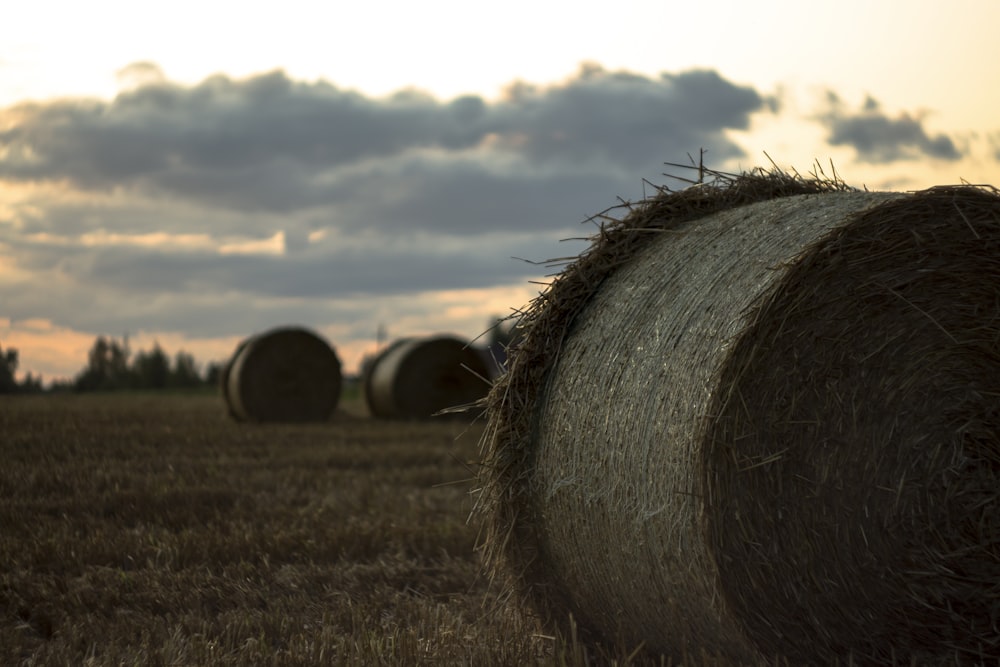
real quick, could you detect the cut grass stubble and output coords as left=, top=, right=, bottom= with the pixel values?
left=0, top=394, right=571, bottom=666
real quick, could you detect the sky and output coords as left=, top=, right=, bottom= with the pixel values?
left=2, top=0, right=1000, bottom=384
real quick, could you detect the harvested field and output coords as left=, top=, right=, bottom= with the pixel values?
left=0, top=393, right=611, bottom=666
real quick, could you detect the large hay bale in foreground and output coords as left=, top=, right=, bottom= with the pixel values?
left=477, top=168, right=1000, bottom=665
left=364, top=335, right=490, bottom=419
left=224, top=326, right=341, bottom=422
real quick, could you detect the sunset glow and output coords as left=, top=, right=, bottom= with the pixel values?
left=2, top=1, right=999, bottom=385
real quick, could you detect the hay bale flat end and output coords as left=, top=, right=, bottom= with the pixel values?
left=224, top=326, right=342, bottom=423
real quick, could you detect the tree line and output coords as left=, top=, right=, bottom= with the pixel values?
left=3, top=317, right=523, bottom=395
left=0, top=345, right=44, bottom=394
left=0, top=336, right=224, bottom=394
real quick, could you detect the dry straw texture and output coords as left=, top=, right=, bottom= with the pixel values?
left=364, top=335, right=491, bottom=419
left=224, top=326, right=342, bottom=422
left=476, top=165, right=1000, bottom=665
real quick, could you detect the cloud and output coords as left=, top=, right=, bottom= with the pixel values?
left=488, top=65, right=765, bottom=168
left=115, top=61, right=168, bottom=91
left=0, top=62, right=773, bottom=376
left=0, top=64, right=766, bottom=202
left=818, top=93, right=962, bottom=163
left=987, top=133, right=1000, bottom=163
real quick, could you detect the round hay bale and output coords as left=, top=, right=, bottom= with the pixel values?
left=477, top=167, right=1000, bottom=664
left=224, top=326, right=342, bottom=423
left=363, top=335, right=491, bottom=419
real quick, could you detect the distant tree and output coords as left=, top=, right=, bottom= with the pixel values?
left=203, top=361, right=224, bottom=388
left=132, top=343, right=170, bottom=390
left=0, top=346, right=46, bottom=393
left=109, top=336, right=130, bottom=382
left=71, top=336, right=217, bottom=392
left=19, top=372, right=44, bottom=394
left=75, top=335, right=132, bottom=391
left=0, top=344, right=20, bottom=394
left=170, top=350, right=201, bottom=389
left=48, top=378, right=76, bottom=393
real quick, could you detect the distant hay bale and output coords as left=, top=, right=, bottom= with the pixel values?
left=363, top=335, right=490, bottom=419
left=477, top=166, right=1000, bottom=664
left=224, top=326, right=342, bottom=423
left=219, top=337, right=251, bottom=420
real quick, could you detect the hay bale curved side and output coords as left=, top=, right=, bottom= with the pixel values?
left=364, top=335, right=490, bottom=419
left=225, top=327, right=342, bottom=422
left=219, top=336, right=252, bottom=420
left=361, top=337, right=414, bottom=418
left=477, top=169, right=1000, bottom=664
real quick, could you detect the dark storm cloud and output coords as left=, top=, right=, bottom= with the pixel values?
left=819, top=93, right=962, bottom=163
left=487, top=66, right=765, bottom=167
left=0, top=64, right=766, bottom=210
left=0, top=71, right=469, bottom=189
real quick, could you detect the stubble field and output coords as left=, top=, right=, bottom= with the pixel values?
left=0, top=392, right=594, bottom=666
